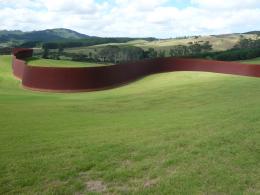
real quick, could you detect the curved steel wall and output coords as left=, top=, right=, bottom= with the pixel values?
left=12, top=48, right=260, bottom=92
left=12, top=48, right=33, bottom=79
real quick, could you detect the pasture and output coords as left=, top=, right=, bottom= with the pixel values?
left=0, top=55, right=259, bottom=194
left=27, top=57, right=108, bottom=67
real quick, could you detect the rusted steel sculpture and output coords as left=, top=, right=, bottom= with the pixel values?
left=12, top=48, right=260, bottom=92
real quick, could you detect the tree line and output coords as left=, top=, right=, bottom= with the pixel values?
left=0, top=47, right=12, bottom=55
left=40, top=41, right=214, bottom=63
left=169, top=41, right=212, bottom=56
left=21, top=37, right=157, bottom=49
left=192, top=38, right=260, bottom=61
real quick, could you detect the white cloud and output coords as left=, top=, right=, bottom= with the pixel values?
left=0, top=0, right=42, bottom=9
left=42, top=0, right=99, bottom=14
left=0, top=0, right=260, bottom=38
left=191, top=0, right=260, bottom=9
left=115, top=0, right=168, bottom=11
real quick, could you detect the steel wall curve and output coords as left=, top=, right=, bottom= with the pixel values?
left=12, top=48, right=260, bottom=92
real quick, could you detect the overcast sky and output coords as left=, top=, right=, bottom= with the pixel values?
left=0, top=0, right=260, bottom=38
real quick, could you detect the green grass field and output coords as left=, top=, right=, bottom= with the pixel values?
left=0, top=55, right=260, bottom=194
left=27, top=57, right=108, bottom=67
left=241, top=57, right=260, bottom=64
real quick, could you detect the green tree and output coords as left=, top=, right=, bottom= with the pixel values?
left=119, top=46, right=144, bottom=62
left=58, top=45, right=64, bottom=54
left=42, top=45, right=49, bottom=59
left=158, top=50, right=166, bottom=58
left=89, top=52, right=93, bottom=59
left=99, top=45, right=120, bottom=63
left=147, top=48, right=157, bottom=59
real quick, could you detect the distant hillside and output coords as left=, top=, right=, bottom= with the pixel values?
left=0, top=28, right=157, bottom=48
left=1, top=28, right=260, bottom=52
left=0, top=28, right=89, bottom=44
left=64, top=33, right=260, bottom=56
left=244, top=31, right=260, bottom=35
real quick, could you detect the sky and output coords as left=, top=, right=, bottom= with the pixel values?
left=0, top=0, right=260, bottom=38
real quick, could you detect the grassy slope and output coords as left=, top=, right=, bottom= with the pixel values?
left=0, top=55, right=260, bottom=194
left=241, top=57, right=260, bottom=64
left=27, top=57, right=108, bottom=67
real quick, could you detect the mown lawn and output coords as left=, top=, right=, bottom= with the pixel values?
left=0, top=55, right=260, bottom=194
left=241, top=57, right=260, bottom=65
left=27, top=57, right=109, bottom=67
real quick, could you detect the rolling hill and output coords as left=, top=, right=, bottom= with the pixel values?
left=0, top=28, right=89, bottom=42
left=64, top=32, right=260, bottom=57
left=81, top=33, right=259, bottom=52
left=1, top=28, right=259, bottom=51
left=0, top=28, right=157, bottom=48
